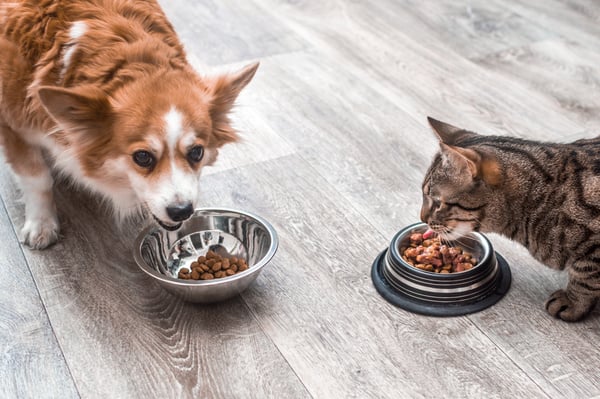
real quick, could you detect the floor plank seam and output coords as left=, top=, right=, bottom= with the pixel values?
left=466, top=315, right=556, bottom=399
left=238, top=294, right=315, bottom=399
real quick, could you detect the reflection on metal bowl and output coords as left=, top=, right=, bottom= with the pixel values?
left=133, top=208, right=278, bottom=303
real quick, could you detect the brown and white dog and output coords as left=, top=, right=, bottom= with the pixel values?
left=0, top=0, right=258, bottom=248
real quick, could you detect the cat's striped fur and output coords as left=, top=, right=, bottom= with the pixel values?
left=420, top=117, right=600, bottom=321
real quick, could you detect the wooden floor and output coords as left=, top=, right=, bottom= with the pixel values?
left=2, top=0, right=600, bottom=398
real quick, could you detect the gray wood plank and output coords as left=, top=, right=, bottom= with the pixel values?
left=0, top=169, right=310, bottom=399
left=158, top=0, right=307, bottom=66
left=474, top=39, right=600, bottom=132
left=0, top=194, right=79, bottom=399
left=373, top=0, right=557, bottom=59
left=251, top=0, right=585, bottom=141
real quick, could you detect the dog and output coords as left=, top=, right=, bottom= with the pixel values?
left=0, top=0, right=258, bottom=249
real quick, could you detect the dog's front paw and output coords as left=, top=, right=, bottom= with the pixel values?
left=545, top=289, right=595, bottom=322
left=21, top=216, right=60, bottom=250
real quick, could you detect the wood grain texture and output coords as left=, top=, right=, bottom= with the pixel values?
left=0, top=0, right=599, bottom=397
left=473, top=39, right=600, bottom=131
left=0, top=195, right=79, bottom=399
left=158, top=0, right=307, bottom=66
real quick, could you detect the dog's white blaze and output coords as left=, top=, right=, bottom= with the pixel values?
left=60, top=21, right=88, bottom=80
left=164, top=107, right=184, bottom=161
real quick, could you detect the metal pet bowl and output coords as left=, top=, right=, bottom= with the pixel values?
left=133, top=208, right=278, bottom=303
left=371, top=222, right=511, bottom=316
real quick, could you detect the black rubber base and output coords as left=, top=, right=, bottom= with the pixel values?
left=371, top=249, right=512, bottom=317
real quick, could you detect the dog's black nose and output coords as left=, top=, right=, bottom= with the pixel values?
left=166, top=202, right=194, bottom=222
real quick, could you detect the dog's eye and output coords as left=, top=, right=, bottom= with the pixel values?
left=132, top=150, right=155, bottom=168
left=187, top=145, right=204, bottom=164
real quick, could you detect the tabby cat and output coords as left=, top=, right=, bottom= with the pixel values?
left=420, top=117, right=600, bottom=321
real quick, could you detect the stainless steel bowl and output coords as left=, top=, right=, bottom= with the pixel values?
left=133, top=208, right=278, bottom=303
left=371, top=222, right=511, bottom=316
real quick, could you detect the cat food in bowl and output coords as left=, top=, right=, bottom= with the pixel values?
left=133, top=208, right=278, bottom=303
left=371, top=222, right=511, bottom=316
left=401, top=231, right=478, bottom=273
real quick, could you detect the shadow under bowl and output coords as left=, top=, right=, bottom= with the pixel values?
left=133, top=208, right=278, bottom=303
left=371, top=222, right=511, bottom=316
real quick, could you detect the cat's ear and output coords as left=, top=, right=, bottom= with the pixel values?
left=427, top=117, right=474, bottom=145
left=441, top=144, right=503, bottom=186
left=440, top=143, right=479, bottom=179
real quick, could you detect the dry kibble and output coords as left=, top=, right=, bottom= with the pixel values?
left=178, top=252, right=249, bottom=280
left=177, top=267, right=190, bottom=279
left=200, top=273, right=214, bottom=280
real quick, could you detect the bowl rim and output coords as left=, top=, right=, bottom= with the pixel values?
left=132, top=207, right=279, bottom=287
left=390, top=222, right=492, bottom=278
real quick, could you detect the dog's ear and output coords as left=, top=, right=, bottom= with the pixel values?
left=38, top=86, right=112, bottom=133
left=208, top=62, right=259, bottom=144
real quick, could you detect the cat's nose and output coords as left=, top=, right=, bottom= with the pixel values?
left=166, top=202, right=194, bottom=222
left=420, top=207, right=429, bottom=223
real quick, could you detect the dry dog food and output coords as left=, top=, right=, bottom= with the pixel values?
left=177, top=250, right=249, bottom=280
left=401, top=231, right=478, bottom=273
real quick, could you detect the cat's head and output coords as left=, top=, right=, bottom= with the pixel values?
left=420, top=117, right=503, bottom=240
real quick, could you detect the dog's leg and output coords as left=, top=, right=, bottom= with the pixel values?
left=0, top=125, right=59, bottom=249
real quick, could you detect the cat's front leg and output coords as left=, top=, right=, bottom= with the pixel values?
left=545, top=265, right=599, bottom=321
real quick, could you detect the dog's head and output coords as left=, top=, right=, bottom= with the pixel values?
left=37, top=63, right=258, bottom=230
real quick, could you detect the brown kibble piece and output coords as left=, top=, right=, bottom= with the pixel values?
left=197, top=256, right=206, bottom=263
left=200, top=273, right=214, bottom=280
left=206, top=250, right=217, bottom=259
left=214, top=271, right=226, bottom=278
left=211, top=262, right=222, bottom=272
left=177, top=269, right=190, bottom=279
left=200, top=264, right=209, bottom=272
left=225, top=269, right=235, bottom=276
left=222, top=259, right=230, bottom=269
left=206, top=259, right=216, bottom=267
left=238, top=264, right=248, bottom=272
left=191, top=270, right=200, bottom=280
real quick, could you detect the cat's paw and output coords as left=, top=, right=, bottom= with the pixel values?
left=545, top=289, right=595, bottom=322
left=21, top=216, right=60, bottom=250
